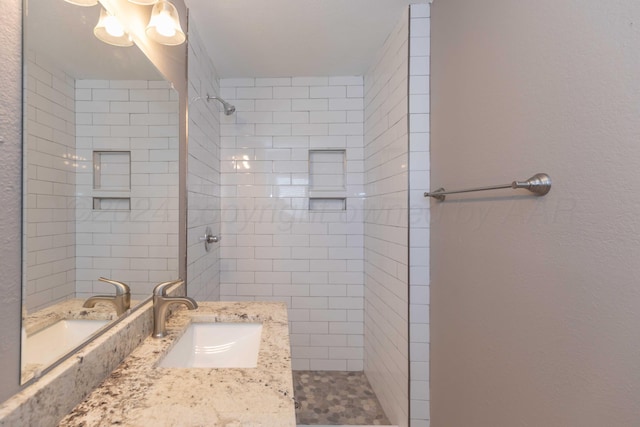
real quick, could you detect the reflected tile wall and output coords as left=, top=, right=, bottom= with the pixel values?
left=74, top=80, right=179, bottom=301
left=186, top=24, right=222, bottom=301
left=24, top=51, right=77, bottom=311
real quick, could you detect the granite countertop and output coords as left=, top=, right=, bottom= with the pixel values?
left=58, top=302, right=296, bottom=427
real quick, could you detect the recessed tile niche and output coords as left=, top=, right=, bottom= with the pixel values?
left=93, top=151, right=131, bottom=191
left=309, top=149, right=346, bottom=210
left=93, top=151, right=131, bottom=210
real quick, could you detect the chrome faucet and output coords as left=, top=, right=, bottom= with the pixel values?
left=153, top=280, right=198, bottom=338
left=83, top=277, right=131, bottom=316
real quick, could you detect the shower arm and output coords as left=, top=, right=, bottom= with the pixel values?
left=205, top=94, right=236, bottom=115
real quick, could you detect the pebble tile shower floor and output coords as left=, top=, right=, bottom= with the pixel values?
left=293, top=371, right=391, bottom=425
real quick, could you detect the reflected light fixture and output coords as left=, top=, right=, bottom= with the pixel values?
left=94, top=8, right=134, bottom=47
left=145, top=0, right=186, bottom=46
left=64, top=0, right=99, bottom=6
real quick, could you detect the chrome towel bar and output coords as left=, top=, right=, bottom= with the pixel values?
left=424, top=173, right=551, bottom=201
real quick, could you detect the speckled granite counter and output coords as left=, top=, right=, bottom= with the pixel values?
left=59, top=302, right=296, bottom=427
left=0, top=300, right=153, bottom=427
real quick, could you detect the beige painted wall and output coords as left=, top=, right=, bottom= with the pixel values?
left=430, top=0, right=640, bottom=426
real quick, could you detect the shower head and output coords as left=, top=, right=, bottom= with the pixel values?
left=206, top=95, right=236, bottom=115
left=221, top=101, right=236, bottom=115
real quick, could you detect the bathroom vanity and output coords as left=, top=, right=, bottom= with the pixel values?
left=0, top=301, right=295, bottom=426
left=59, top=302, right=295, bottom=426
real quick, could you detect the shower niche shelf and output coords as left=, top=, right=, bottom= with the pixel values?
left=93, top=197, right=131, bottom=211
left=309, top=149, right=346, bottom=210
left=92, top=151, right=131, bottom=211
left=309, top=198, right=346, bottom=211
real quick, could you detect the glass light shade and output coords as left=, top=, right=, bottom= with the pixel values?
left=128, top=0, right=158, bottom=4
left=64, top=0, right=98, bottom=5
left=145, top=0, right=186, bottom=46
left=94, top=8, right=134, bottom=47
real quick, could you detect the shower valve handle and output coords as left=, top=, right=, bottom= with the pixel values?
left=199, top=226, right=220, bottom=252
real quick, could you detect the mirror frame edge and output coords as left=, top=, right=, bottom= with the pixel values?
left=0, top=0, right=25, bottom=404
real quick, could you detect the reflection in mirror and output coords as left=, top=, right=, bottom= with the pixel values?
left=22, top=0, right=179, bottom=383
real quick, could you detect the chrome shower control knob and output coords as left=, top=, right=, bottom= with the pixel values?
left=199, top=227, right=221, bottom=252
left=202, top=235, right=219, bottom=243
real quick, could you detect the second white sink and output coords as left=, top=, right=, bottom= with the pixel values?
left=23, top=319, right=109, bottom=368
left=159, top=322, right=263, bottom=368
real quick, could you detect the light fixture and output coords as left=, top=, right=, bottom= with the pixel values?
left=145, top=0, right=186, bottom=46
left=64, top=0, right=98, bottom=6
left=93, top=8, right=134, bottom=47
left=128, top=0, right=158, bottom=4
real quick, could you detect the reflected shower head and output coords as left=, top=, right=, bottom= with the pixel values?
left=206, top=95, right=236, bottom=115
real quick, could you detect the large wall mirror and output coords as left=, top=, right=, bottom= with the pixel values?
left=22, top=0, right=179, bottom=383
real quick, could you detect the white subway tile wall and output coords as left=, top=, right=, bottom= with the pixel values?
left=408, top=5, right=431, bottom=427
left=363, top=7, right=410, bottom=427
left=74, top=80, right=179, bottom=301
left=24, top=51, right=77, bottom=311
left=219, top=75, right=365, bottom=371
left=186, top=25, right=222, bottom=301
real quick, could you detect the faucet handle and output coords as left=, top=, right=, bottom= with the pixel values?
left=99, top=277, right=130, bottom=296
left=153, top=279, right=184, bottom=297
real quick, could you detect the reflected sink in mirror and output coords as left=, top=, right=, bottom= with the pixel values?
left=159, top=323, right=263, bottom=368
left=22, top=319, right=109, bottom=370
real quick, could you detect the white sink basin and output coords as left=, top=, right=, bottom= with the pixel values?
left=159, top=322, right=262, bottom=368
left=22, top=319, right=109, bottom=367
